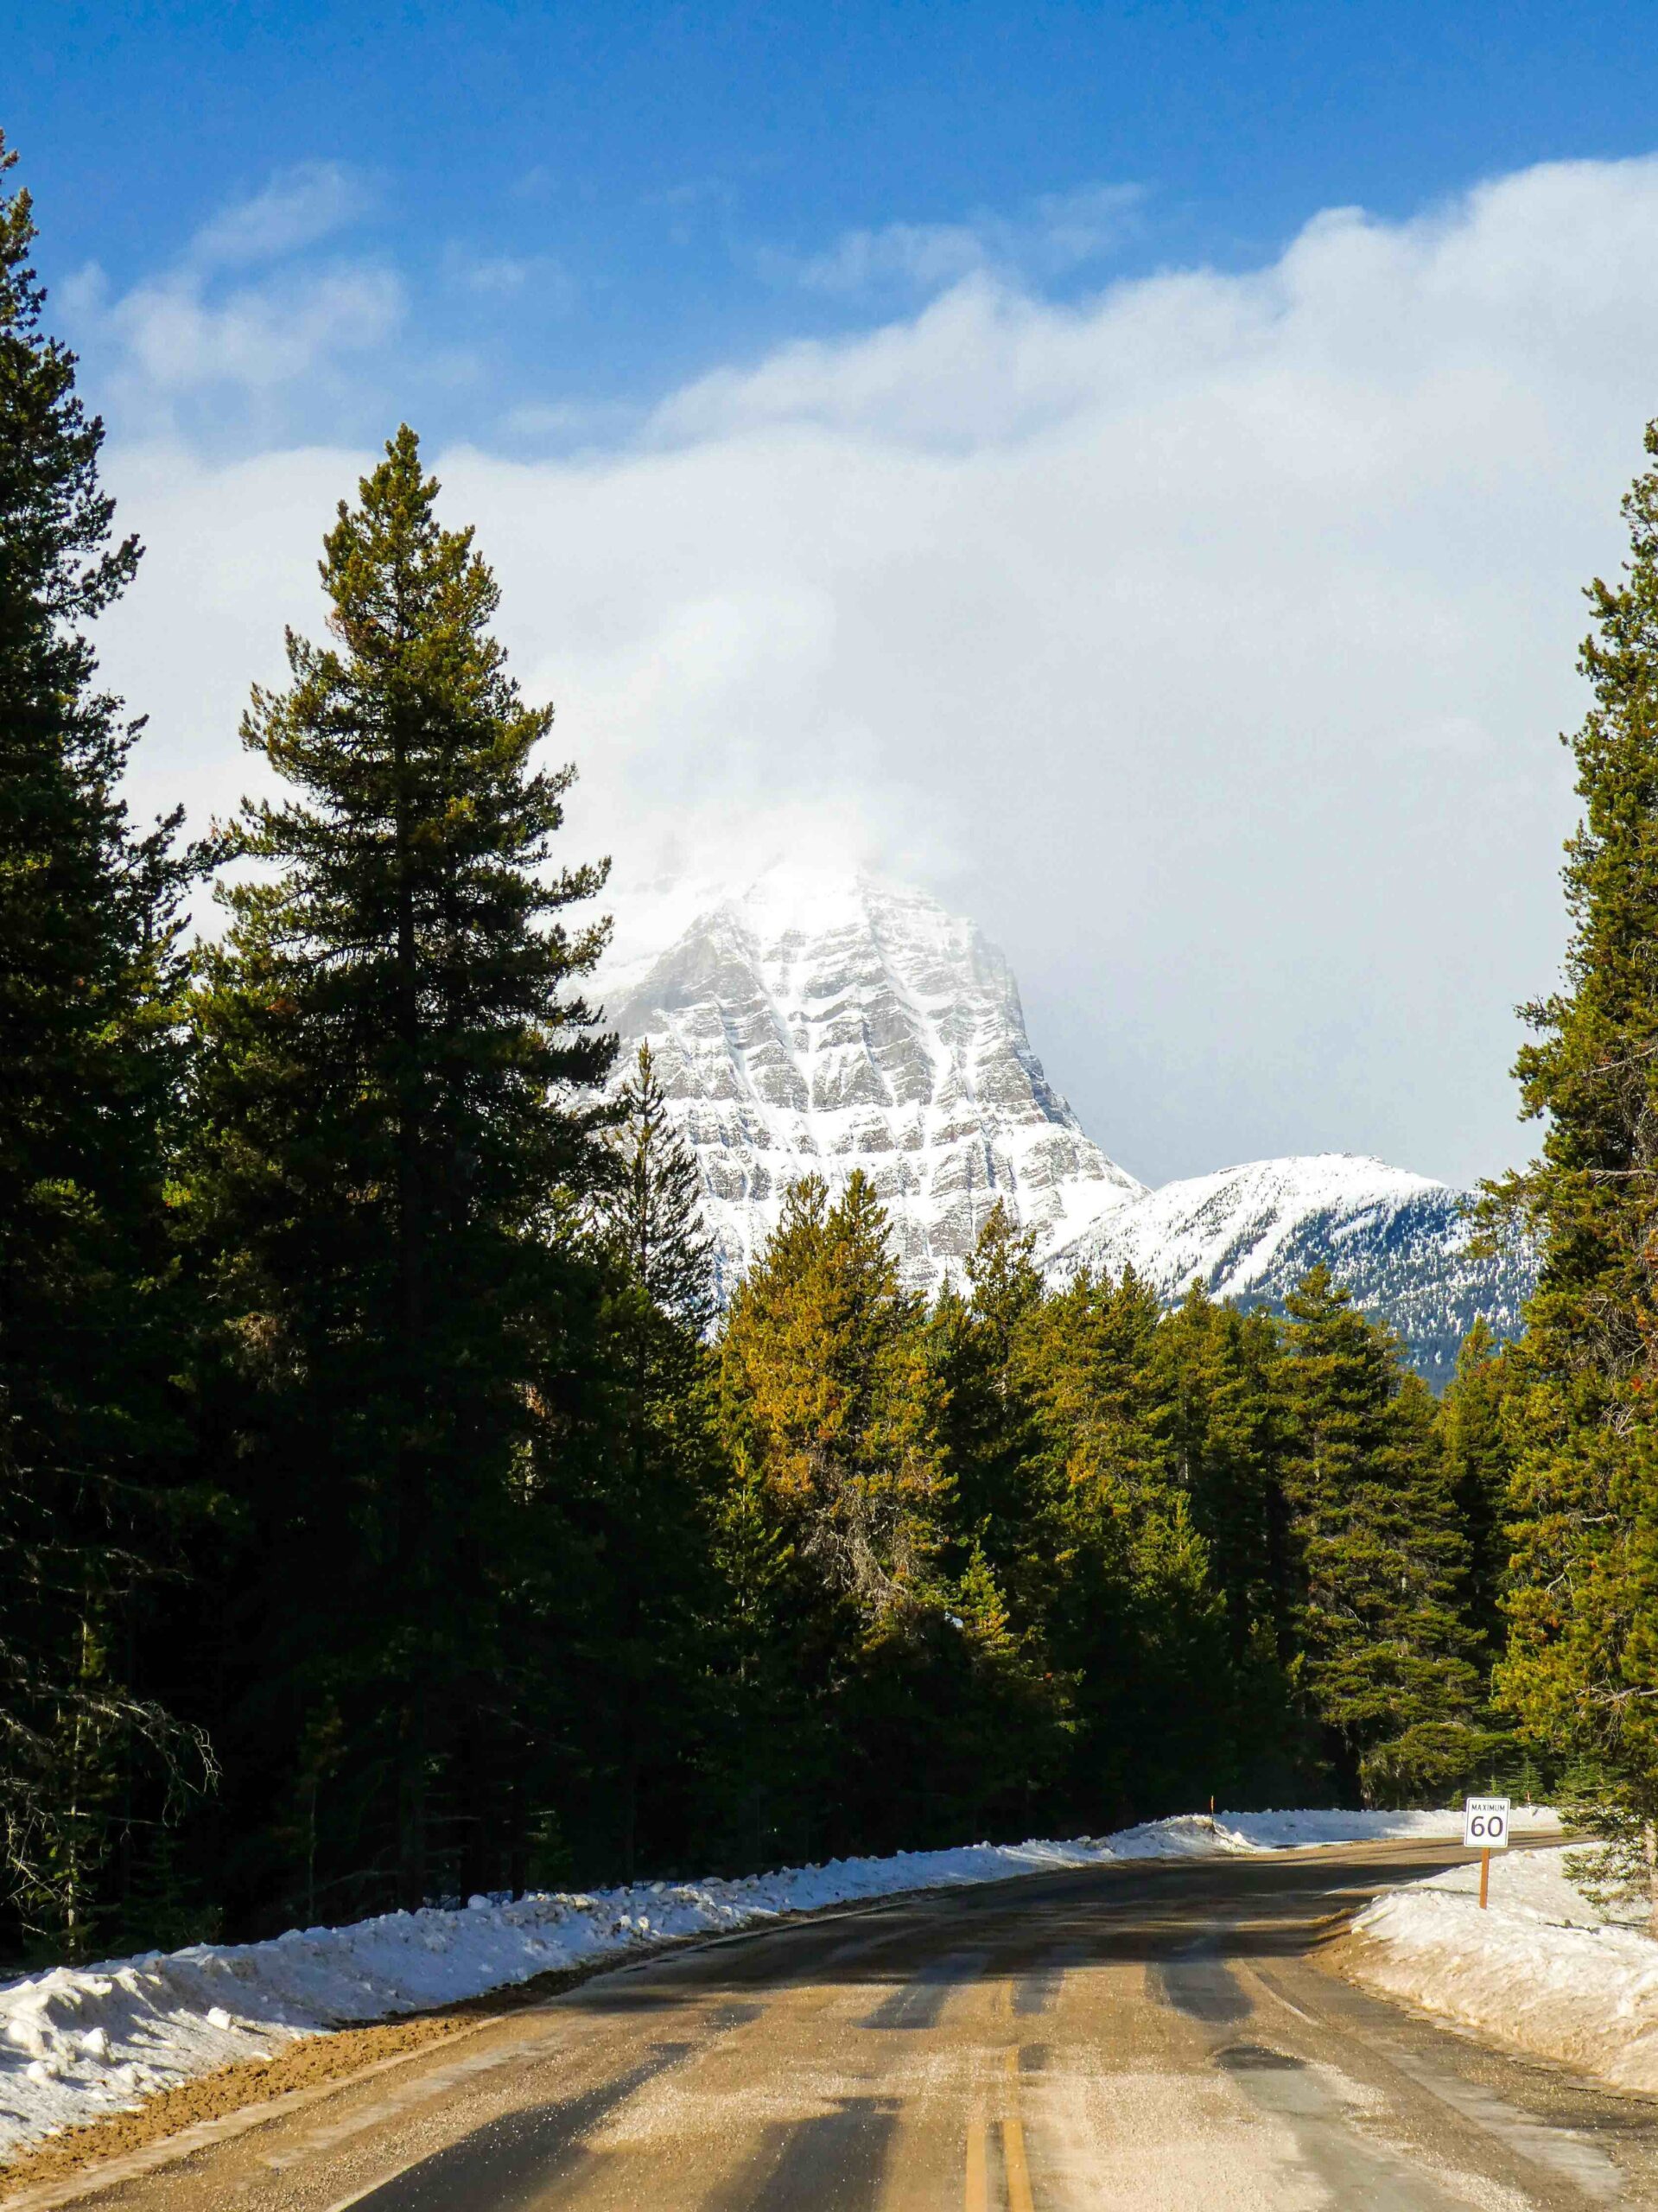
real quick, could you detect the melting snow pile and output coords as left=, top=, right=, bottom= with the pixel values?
left=1, top=1807, right=1519, bottom=2160
left=1351, top=1840, right=1658, bottom=2093
left=1204, top=1808, right=1557, bottom=1850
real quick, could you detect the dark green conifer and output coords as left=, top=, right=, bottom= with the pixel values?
left=1154, top=1286, right=1293, bottom=1665
left=1151, top=1287, right=1308, bottom=1793
left=189, top=426, right=613, bottom=1916
left=0, top=131, right=205, bottom=1958
left=931, top=1205, right=1054, bottom=1614
left=571, top=1043, right=721, bottom=1878
left=1439, top=1319, right=1515, bottom=1670
left=1281, top=1267, right=1481, bottom=1802
left=1485, top=419, right=1658, bottom=1848
left=1018, top=1265, right=1233, bottom=1822
left=596, top=1042, right=715, bottom=1337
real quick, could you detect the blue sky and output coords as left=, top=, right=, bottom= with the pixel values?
left=12, top=4, right=1658, bottom=1185
left=16, top=0, right=1658, bottom=448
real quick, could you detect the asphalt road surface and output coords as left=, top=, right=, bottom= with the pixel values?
left=37, top=1840, right=1658, bottom=2210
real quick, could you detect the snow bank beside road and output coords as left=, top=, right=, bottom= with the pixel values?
left=1350, top=1842, right=1658, bottom=2094
left=0, top=1807, right=1517, bottom=2159
left=1210, top=1807, right=1557, bottom=1851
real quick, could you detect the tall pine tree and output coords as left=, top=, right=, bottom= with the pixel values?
left=1489, top=418, right=1658, bottom=1859
left=1439, top=1319, right=1515, bottom=1673
left=1023, top=1265, right=1236, bottom=1822
left=1153, top=1287, right=1307, bottom=1794
left=567, top=1044, right=721, bottom=1878
left=1280, top=1268, right=1481, bottom=1803
left=718, top=1172, right=944, bottom=1633
left=189, top=427, right=613, bottom=1920
left=931, top=1205, right=1053, bottom=1613
left=0, top=130, right=205, bottom=1960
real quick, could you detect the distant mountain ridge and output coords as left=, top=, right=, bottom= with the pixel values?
left=1049, top=1155, right=1532, bottom=1378
left=603, top=869, right=1533, bottom=1372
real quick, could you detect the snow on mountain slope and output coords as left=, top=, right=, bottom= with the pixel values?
left=1051, top=1154, right=1444, bottom=1297
left=602, top=868, right=1145, bottom=1294
left=601, top=869, right=1534, bottom=1371
left=1050, top=1154, right=1534, bottom=1376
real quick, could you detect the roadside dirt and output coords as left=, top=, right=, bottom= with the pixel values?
left=0, top=1952, right=623, bottom=2203
left=0, top=1890, right=921, bottom=2207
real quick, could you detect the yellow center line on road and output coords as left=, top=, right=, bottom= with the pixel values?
left=965, top=2042, right=1031, bottom=2209
left=969, top=2044, right=1034, bottom=2212
left=963, top=2117, right=989, bottom=2212
left=1001, top=2115, right=1035, bottom=2212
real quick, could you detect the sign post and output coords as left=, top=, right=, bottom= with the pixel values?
left=1463, top=1795, right=1511, bottom=1909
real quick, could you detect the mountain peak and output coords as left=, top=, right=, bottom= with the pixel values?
left=713, top=860, right=905, bottom=936
left=604, top=868, right=1146, bottom=1293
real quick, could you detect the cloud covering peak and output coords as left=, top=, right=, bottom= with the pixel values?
left=94, top=152, right=1658, bottom=1184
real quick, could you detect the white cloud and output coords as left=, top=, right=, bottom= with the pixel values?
left=767, top=181, right=1143, bottom=296
left=105, top=264, right=403, bottom=394
left=61, top=163, right=401, bottom=430
left=190, top=161, right=367, bottom=267
left=96, top=156, right=1658, bottom=1187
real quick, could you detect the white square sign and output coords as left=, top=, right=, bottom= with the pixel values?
left=1463, top=1796, right=1510, bottom=1850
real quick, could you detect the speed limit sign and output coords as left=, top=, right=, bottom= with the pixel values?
left=1464, top=1796, right=1510, bottom=1908
left=1463, top=1796, right=1510, bottom=1850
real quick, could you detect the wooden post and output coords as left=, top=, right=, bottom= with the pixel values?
left=1478, top=1847, right=1490, bottom=1910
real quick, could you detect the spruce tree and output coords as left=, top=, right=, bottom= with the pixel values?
left=931, top=1206, right=1054, bottom=1612
left=1154, top=1286, right=1293, bottom=1666
left=1280, top=1268, right=1482, bottom=1802
left=1487, top=419, right=1658, bottom=1847
left=715, top=1173, right=969, bottom=1853
left=1025, top=1265, right=1236, bottom=1821
left=189, top=427, right=613, bottom=1917
left=0, top=130, right=205, bottom=1958
left=921, top=1212, right=1074, bottom=1833
left=1152, top=1287, right=1307, bottom=1792
left=596, top=1043, right=715, bottom=1336
left=702, top=1453, right=805, bottom=1870
left=1438, top=1319, right=1515, bottom=1671
left=571, top=1044, right=721, bottom=1878
left=718, top=1172, right=944, bottom=1628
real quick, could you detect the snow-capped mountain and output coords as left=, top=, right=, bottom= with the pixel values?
left=602, top=868, right=1533, bottom=1372
left=1048, top=1154, right=1533, bottom=1376
left=602, top=868, right=1146, bottom=1294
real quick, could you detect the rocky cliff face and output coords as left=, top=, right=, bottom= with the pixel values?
left=603, top=870, right=1534, bottom=1373
left=603, top=868, right=1146, bottom=1294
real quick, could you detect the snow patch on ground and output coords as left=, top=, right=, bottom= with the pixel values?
left=0, top=1807, right=1539, bottom=2159
left=1217, top=1808, right=1559, bottom=1852
left=1351, top=1840, right=1658, bottom=2094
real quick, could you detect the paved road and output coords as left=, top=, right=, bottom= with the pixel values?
left=43, top=1841, right=1658, bottom=2210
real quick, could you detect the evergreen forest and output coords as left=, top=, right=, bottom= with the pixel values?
left=0, top=130, right=1646, bottom=1969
